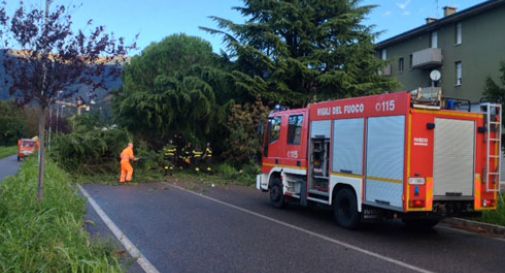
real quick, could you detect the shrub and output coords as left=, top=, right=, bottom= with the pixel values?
left=134, top=141, right=164, bottom=171
left=50, top=125, right=130, bottom=173
left=215, top=163, right=241, bottom=180
left=214, top=162, right=258, bottom=186
left=222, top=98, right=269, bottom=166
left=50, top=113, right=124, bottom=174
left=241, top=163, right=260, bottom=178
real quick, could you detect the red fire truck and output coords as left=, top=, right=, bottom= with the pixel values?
left=257, top=91, right=501, bottom=229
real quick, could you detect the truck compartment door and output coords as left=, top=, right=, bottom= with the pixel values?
left=433, top=118, right=475, bottom=197
left=365, top=116, right=405, bottom=210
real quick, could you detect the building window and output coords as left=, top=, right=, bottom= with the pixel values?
left=398, top=57, right=404, bottom=73
left=269, top=116, right=282, bottom=143
left=381, top=49, right=387, bottom=60
left=455, top=61, right=462, bottom=85
left=431, top=31, right=438, bottom=48
left=409, top=54, right=413, bottom=68
left=287, top=115, right=304, bottom=145
left=456, top=23, right=462, bottom=45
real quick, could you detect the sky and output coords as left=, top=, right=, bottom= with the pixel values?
left=5, top=0, right=486, bottom=54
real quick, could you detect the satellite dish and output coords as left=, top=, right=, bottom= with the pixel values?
left=430, top=69, right=441, bottom=81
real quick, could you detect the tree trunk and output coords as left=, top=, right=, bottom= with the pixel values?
left=37, top=106, right=47, bottom=202
left=38, top=0, right=51, bottom=202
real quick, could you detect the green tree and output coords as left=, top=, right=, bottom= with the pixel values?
left=483, top=61, right=505, bottom=127
left=0, top=101, right=28, bottom=145
left=202, top=0, right=397, bottom=106
left=483, top=62, right=505, bottom=104
left=114, top=34, right=231, bottom=147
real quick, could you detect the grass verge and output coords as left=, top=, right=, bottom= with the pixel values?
left=0, top=146, right=17, bottom=159
left=0, top=158, right=122, bottom=273
left=479, top=194, right=505, bottom=226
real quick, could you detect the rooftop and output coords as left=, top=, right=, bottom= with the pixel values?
left=376, top=0, right=505, bottom=49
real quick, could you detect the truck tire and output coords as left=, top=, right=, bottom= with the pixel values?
left=333, top=188, right=360, bottom=229
left=269, top=177, right=285, bottom=208
left=402, top=218, right=440, bottom=229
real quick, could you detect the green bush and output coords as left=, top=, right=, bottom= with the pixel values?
left=215, top=163, right=241, bottom=180
left=51, top=126, right=130, bottom=174
left=51, top=115, right=167, bottom=183
left=129, top=139, right=162, bottom=170
left=222, top=99, right=269, bottom=166
left=241, top=163, right=260, bottom=178
left=0, top=159, right=122, bottom=273
left=51, top=113, right=167, bottom=176
left=214, top=163, right=258, bottom=186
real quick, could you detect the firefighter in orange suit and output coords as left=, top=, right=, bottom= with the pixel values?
left=120, top=143, right=137, bottom=183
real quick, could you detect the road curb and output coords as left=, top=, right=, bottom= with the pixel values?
left=443, top=217, right=505, bottom=237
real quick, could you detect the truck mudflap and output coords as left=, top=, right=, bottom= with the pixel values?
left=256, top=174, right=269, bottom=192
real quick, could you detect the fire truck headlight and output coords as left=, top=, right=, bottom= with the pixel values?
left=408, top=177, right=425, bottom=185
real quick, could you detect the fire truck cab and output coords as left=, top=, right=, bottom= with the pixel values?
left=257, top=91, right=501, bottom=229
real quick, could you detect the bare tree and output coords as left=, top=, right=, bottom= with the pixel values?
left=0, top=0, right=136, bottom=201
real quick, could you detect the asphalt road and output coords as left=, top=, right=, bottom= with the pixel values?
left=0, top=155, right=21, bottom=183
left=82, top=182, right=505, bottom=273
left=0, top=154, right=497, bottom=273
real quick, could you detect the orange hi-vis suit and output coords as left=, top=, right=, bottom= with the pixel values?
left=119, top=146, right=135, bottom=183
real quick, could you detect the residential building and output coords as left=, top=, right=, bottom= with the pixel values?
left=376, top=0, right=505, bottom=102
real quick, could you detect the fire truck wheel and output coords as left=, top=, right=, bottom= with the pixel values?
left=333, top=188, right=360, bottom=229
left=269, top=178, right=285, bottom=208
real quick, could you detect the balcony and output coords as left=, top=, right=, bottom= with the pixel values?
left=412, top=48, right=442, bottom=69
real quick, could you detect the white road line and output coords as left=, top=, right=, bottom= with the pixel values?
left=78, top=185, right=161, bottom=273
left=168, top=183, right=436, bottom=273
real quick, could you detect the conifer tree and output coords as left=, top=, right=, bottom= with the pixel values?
left=202, top=0, right=397, bottom=106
